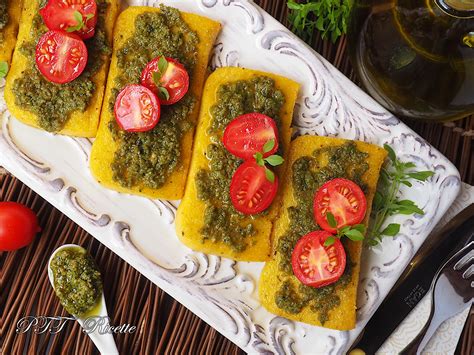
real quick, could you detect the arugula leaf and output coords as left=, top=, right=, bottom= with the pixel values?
left=287, top=0, right=352, bottom=43
left=0, top=61, right=8, bottom=79
left=263, top=138, right=275, bottom=153
left=366, top=144, right=434, bottom=246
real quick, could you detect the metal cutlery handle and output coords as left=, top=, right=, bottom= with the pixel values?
left=401, top=241, right=474, bottom=355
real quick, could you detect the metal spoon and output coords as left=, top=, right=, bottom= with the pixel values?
left=48, top=244, right=119, bottom=355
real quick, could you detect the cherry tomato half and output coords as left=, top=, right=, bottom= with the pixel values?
left=35, top=30, right=88, bottom=84
left=291, top=231, right=346, bottom=288
left=230, top=160, right=278, bottom=215
left=313, top=178, right=367, bottom=233
left=222, top=113, right=279, bottom=160
left=0, top=202, right=41, bottom=251
left=140, top=57, right=189, bottom=105
left=40, top=0, right=98, bottom=39
left=114, top=84, right=161, bottom=132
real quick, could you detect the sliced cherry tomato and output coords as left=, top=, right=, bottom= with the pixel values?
left=313, top=178, right=367, bottom=233
left=114, top=84, right=161, bottom=132
left=35, top=30, right=88, bottom=84
left=222, top=113, right=279, bottom=160
left=40, top=0, right=98, bottom=39
left=291, top=231, right=346, bottom=288
left=230, top=160, right=278, bottom=215
left=0, top=202, right=41, bottom=251
left=140, top=57, right=189, bottom=105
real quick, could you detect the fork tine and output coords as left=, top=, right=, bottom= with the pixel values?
left=454, top=249, right=474, bottom=271
left=463, top=265, right=473, bottom=279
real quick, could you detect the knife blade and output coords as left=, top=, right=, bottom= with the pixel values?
left=351, top=203, right=474, bottom=354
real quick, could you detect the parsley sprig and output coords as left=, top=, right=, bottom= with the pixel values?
left=323, top=211, right=366, bottom=246
left=287, top=0, right=351, bottom=43
left=152, top=57, right=170, bottom=101
left=66, top=11, right=94, bottom=33
left=366, top=144, right=434, bottom=246
left=0, top=61, right=8, bottom=79
left=254, top=139, right=284, bottom=183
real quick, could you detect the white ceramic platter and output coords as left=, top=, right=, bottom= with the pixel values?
left=0, top=1, right=463, bottom=353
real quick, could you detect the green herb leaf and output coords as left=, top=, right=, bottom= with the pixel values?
left=264, top=154, right=284, bottom=167
left=265, top=168, right=275, bottom=183
left=67, top=11, right=86, bottom=33
left=254, top=152, right=265, bottom=167
left=0, top=61, right=8, bottom=78
left=366, top=144, right=433, bottom=246
left=158, top=87, right=170, bottom=101
left=324, top=236, right=336, bottom=247
left=326, top=212, right=337, bottom=228
left=406, top=171, right=435, bottom=181
left=343, top=229, right=365, bottom=241
left=384, top=144, right=396, bottom=163
left=287, top=0, right=351, bottom=43
left=263, top=138, right=275, bottom=153
left=381, top=223, right=400, bottom=237
left=152, top=72, right=162, bottom=87
left=157, top=57, right=169, bottom=78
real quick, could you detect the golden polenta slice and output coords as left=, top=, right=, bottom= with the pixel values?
left=89, top=6, right=221, bottom=200
left=259, top=135, right=386, bottom=330
left=0, top=0, right=22, bottom=64
left=4, top=0, right=119, bottom=137
left=175, top=67, right=300, bottom=261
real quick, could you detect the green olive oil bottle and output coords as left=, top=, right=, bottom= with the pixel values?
left=348, top=0, right=474, bottom=121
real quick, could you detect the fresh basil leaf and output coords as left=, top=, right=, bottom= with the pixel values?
left=264, top=154, right=284, bottom=166
left=352, top=224, right=366, bottom=233
left=344, top=229, right=364, bottom=241
left=67, top=11, right=85, bottom=32
left=158, top=57, right=168, bottom=76
left=326, top=212, right=337, bottom=228
left=85, top=13, right=94, bottom=21
left=152, top=72, right=162, bottom=87
left=254, top=152, right=264, bottom=166
left=381, top=223, right=400, bottom=236
left=407, top=171, right=434, bottom=181
left=324, top=236, right=336, bottom=247
left=400, top=180, right=413, bottom=187
left=265, top=168, right=275, bottom=183
left=384, top=144, right=396, bottom=163
left=159, top=87, right=170, bottom=101
left=263, top=138, right=275, bottom=153
left=0, top=61, right=8, bottom=78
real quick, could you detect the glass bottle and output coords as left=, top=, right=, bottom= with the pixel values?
left=348, top=0, right=474, bottom=121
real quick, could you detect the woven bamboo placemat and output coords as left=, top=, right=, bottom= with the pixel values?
left=1, top=0, right=473, bottom=354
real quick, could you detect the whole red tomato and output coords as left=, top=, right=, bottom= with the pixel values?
left=0, top=202, right=41, bottom=251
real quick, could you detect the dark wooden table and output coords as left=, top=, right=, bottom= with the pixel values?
left=1, top=1, right=472, bottom=354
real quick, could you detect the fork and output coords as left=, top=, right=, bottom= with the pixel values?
left=401, top=241, right=474, bottom=355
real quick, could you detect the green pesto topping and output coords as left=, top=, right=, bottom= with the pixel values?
left=195, top=76, right=285, bottom=253
left=275, top=142, right=369, bottom=324
left=11, top=0, right=111, bottom=132
left=51, top=247, right=102, bottom=317
left=108, top=6, right=198, bottom=190
left=0, top=0, right=8, bottom=34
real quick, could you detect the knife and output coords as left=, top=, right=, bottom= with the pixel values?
left=351, top=203, right=474, bottom=354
